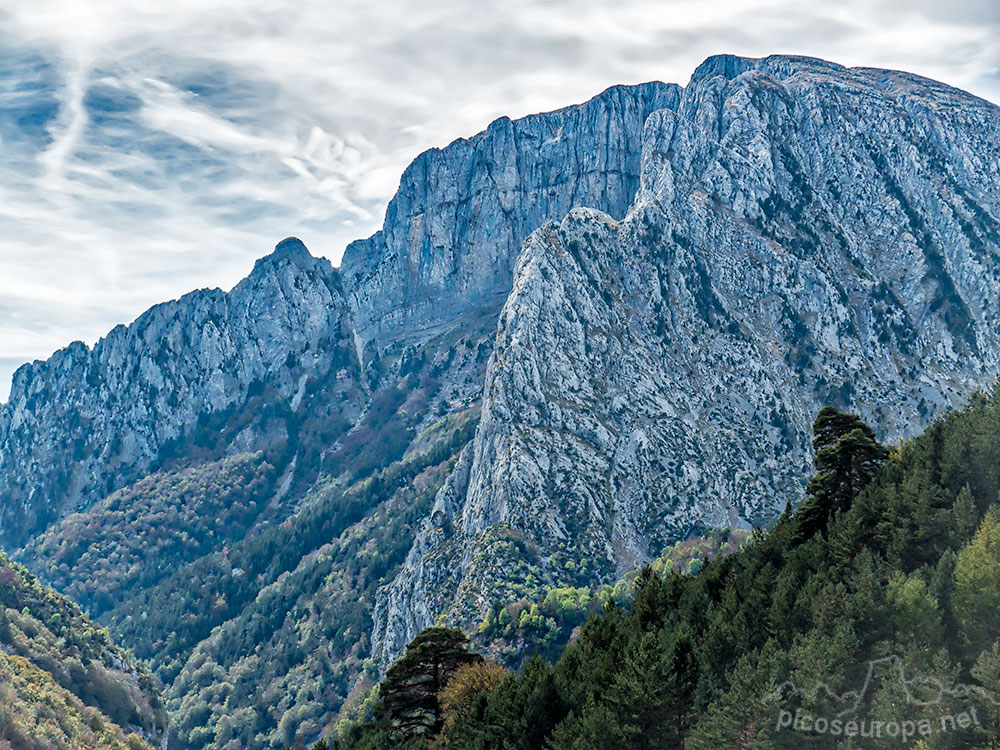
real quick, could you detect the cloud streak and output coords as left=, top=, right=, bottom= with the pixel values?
left=0, top=0, right=998, bottom=398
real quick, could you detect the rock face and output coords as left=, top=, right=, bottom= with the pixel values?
left=0, top=238, right=361, bottom=547
left=0, top=83, right=682, bottom=548
left=340, top=81, right=681, bottom=353
left=370, top=54, right=1000, bottom=667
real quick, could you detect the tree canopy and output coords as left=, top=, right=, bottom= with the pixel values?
left=374, top=626, right=482, bottom=737
left=793, top=406, right=889, bottom=543
left=339, top=387, right=1000, bottom=749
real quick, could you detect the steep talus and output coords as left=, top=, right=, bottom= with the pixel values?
left=0, top=238, right=362, bottom=547
left=371, top=54, right=1000, bottom=667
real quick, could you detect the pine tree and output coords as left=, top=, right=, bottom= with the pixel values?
left=628, top=565, right=668, bottom=633
left=547, top=702, right=624, bottom=750
left=552, top=600, right=628, bottom=710
left=845, top=547, right=888, bottom=642
left=826, top=508, right=862, bottom=571
left=604, top=630, right=676, bottom=749
left=374, top=627, right=481, bottom=738
left=686, top=640, right=784, bottom=750
left=477, top=655, right=565, bottom=750
left=954, top=507, right=1000, bottom=658
left=971, top=641, right=1000, bottom=738
left=792, top=407, right=888, bottom=544
left=952, top=484, right=980, bottom=544
left=887, top=572, right=944, bottom=649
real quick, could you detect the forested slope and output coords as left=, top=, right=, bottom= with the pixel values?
left=343, top=385, right=1000, bottom=749
left=0, top=552, right=164, bottom=749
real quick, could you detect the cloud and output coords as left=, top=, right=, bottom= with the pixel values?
left=0, top=0, right=998, bottom=398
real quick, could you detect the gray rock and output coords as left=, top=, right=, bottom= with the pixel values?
left=370, top=54, right=1000, bottom=668
left=340, top=81, right=681, bottom=356
left=0, top=81, right=679, bottom=548
left=0, top=238, right=360, bottom=546
left=5, top=53, right=1000, bottom=690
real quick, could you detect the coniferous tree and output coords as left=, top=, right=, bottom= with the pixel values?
left=547, top=701, right=623, bottom=750
left=844, top=548, right=889, bottom=643
left=604, top=630, right=676, bottom=749
left=470, top=655, right=565, bottom=750
left=374, top=627, right=481, bottom=738
left=954, top=507, right=1000, bottom=658
left=628, top=566, right=668, bottom=633
left=970, top=641, right=1000, bottom=741
left=793, top=407, right=888, bottom=544
left=553, top=600, right=628, bottom=710
left=952, top=484, right=980, bottom=544
left=343, top=392, right=1000, bottom=749
left=827, top=508, right=862, bottom=571
left=687, top=640, right=785, bottom=750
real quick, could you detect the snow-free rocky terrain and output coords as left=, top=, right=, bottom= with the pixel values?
left=3, top=54, right=1000, bottom=744
left=369, top=54, right=1000, bottom=665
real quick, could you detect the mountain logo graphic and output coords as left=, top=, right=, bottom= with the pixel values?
left=767, top=654, right=1000, bottom=717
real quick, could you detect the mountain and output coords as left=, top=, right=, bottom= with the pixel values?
left=0, top=81, right=678, bottom=553
left=370, top=53, right=1000, bottom=667
left=341, top=81, right=681, bottom=351
left=0, top=238, right=363, bottom=548
left=0, top=550, right=164, bottom=749
left=3, top=54, right=1000, bottom=749
left=6, top=81, right=677, bottom=749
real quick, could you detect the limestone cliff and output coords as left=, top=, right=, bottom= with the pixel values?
left=370, top=54, right=1000, bottom=667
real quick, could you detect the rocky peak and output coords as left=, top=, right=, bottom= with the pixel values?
left=255, top=236, right=315, bottom=269
left=7, top=53, right=1000, bottom=710
left=339, top=80, right=681, bottom=358
left=0, top=237, right=358, bottom=548
left=690, top=53, right=852, bottom=83
left=369, top=54, right=1000, bottom=669
left=689, top=53, right=757, bottom=82
left=0, top=80, right=685, bottom=549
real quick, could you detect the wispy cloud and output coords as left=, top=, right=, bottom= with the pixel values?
left=0, top=0, right=998, bottom=398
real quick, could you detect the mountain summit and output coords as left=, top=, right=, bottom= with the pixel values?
left=370, top=53, right=1000, bottom=666
left=269, top=236, right=313, bottom=263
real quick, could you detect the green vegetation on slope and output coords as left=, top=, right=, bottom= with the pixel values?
left=473, top=529, right=749, bottom=669
left=165, top=422, right=471, bottom=750
left=0, top=552, right=162, bottom=749
left=16, top=339, right=478, bottom=750
left=19, top=452, right=280, bottom=619
left=100, top=374, right=459, bottom=684
left=340, top=387, right=1000, bottom=749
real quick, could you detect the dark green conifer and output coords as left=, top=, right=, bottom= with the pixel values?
left=792, top=407, right=888, bottom=544
left=952, top=484, right=980, bottom=544
left=374, top=626, right=481, bottom=737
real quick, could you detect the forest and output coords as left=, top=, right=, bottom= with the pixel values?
left=0, top=552, right=163, bottom=749
left=334, top=388, right=1000, bottom=749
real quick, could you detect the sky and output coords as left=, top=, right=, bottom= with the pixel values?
left=0, top=0, right=998, bottom=400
